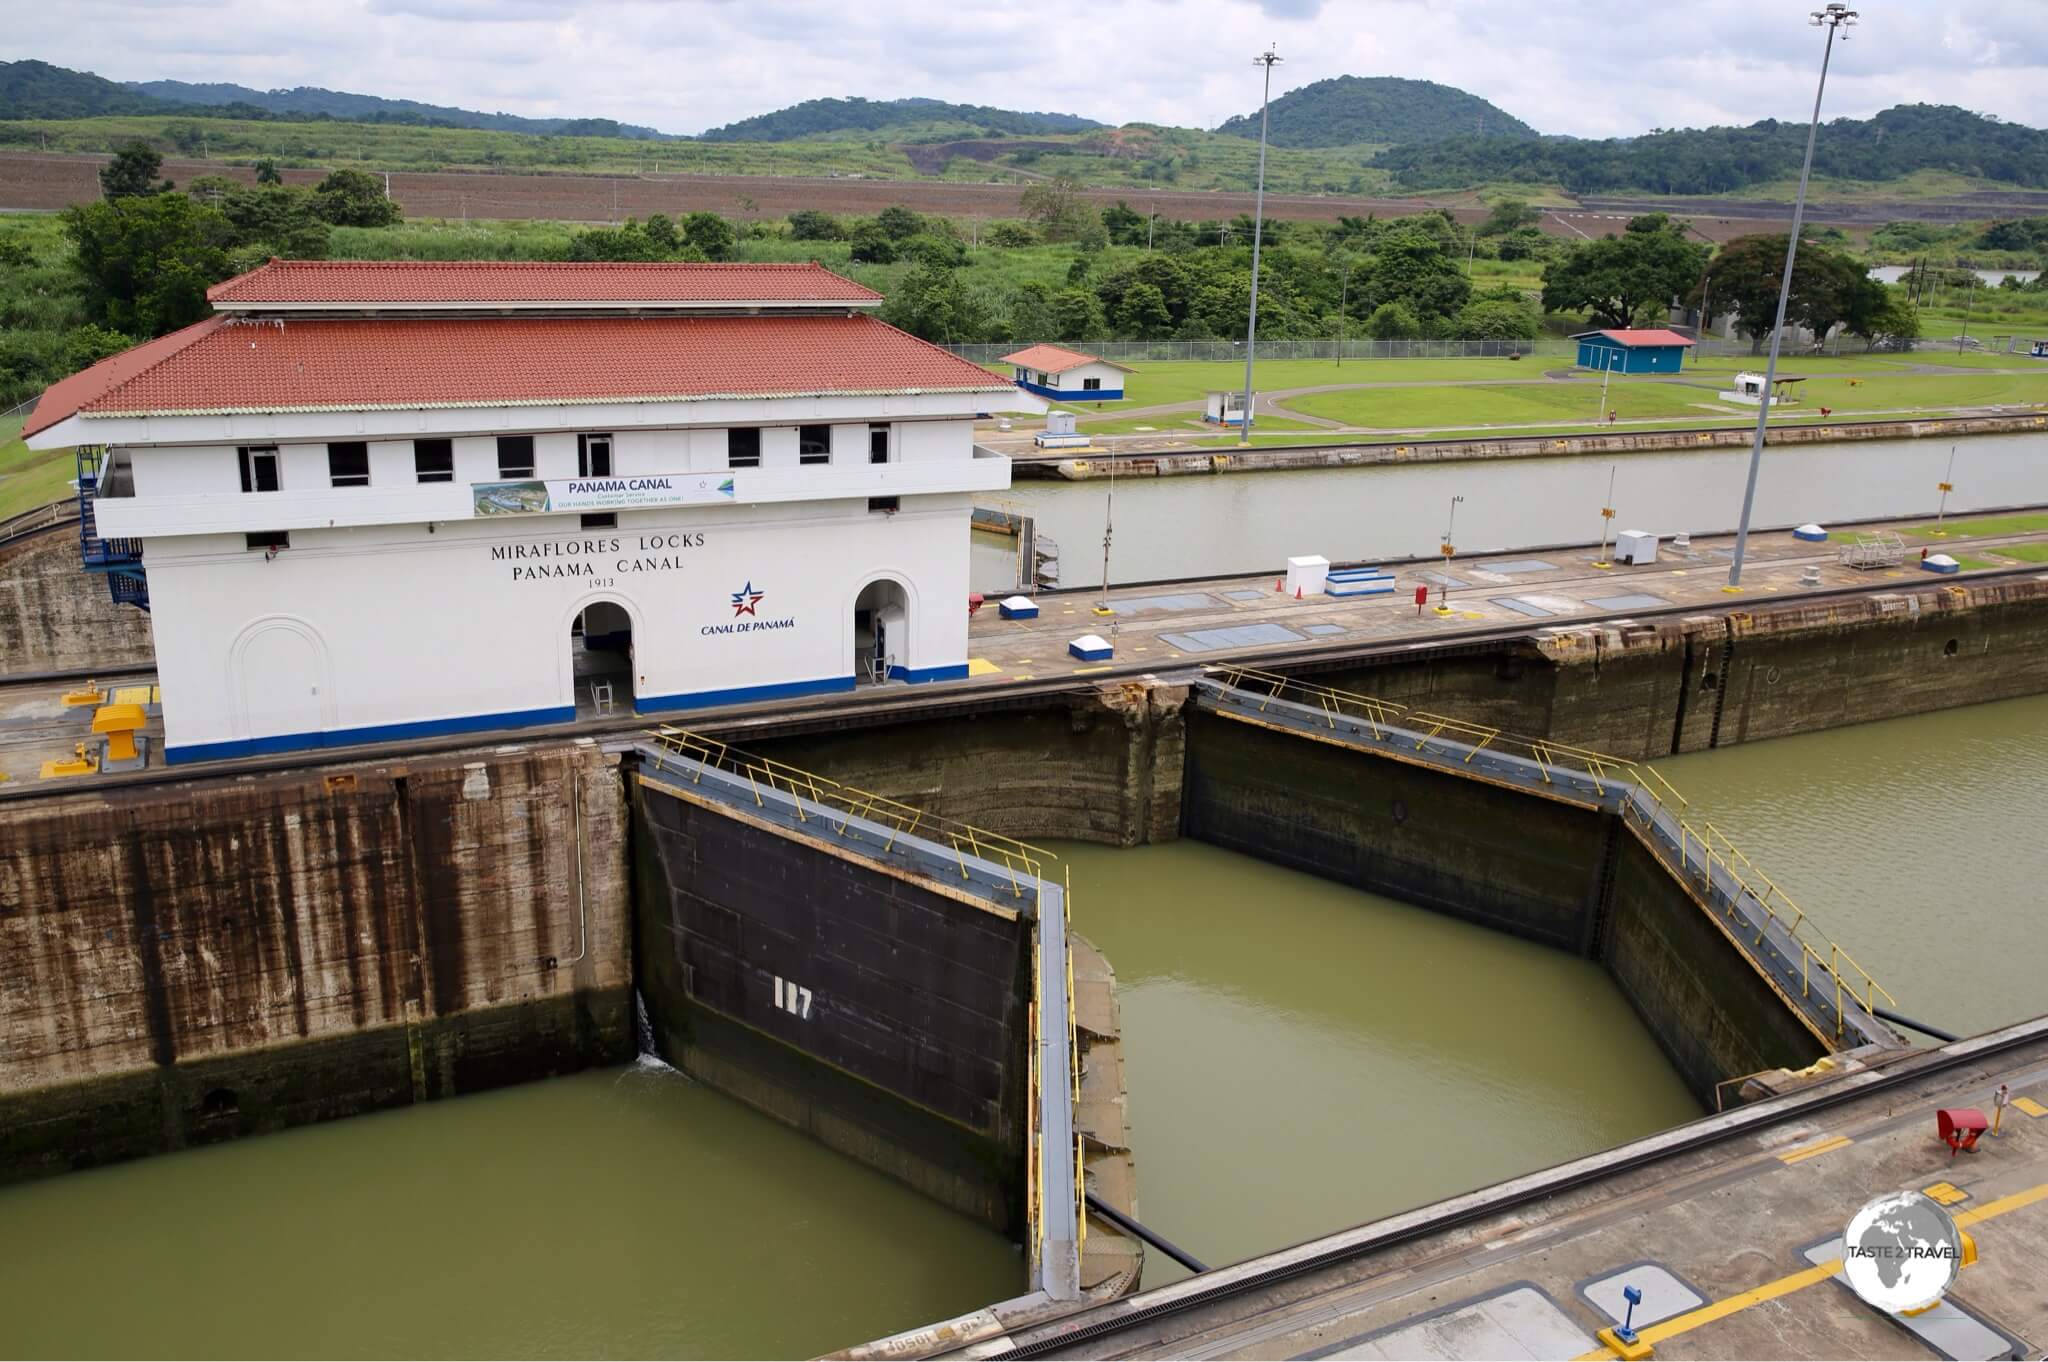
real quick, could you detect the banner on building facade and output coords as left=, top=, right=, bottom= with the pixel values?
left=471, top=474, right=736, bottom=517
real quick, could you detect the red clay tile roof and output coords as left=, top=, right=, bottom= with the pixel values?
left=22, top=316, right=227, bottom=438
left=998, top=343, right=1134, bottom=374
left=207, top=259, right=882, bottom=307
left=1576, top=328, right=1697, bottom=348
left=29, top=314, right=1007, bottom=432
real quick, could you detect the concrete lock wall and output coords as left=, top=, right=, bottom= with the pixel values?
left=0, top=525, right=156, bottom=678
left=752, top=682, right=1188, bottom=847
left=1179, top=707, right=1827, bottom=1104
left=0, top=744, right=632, bottom=1182
left=632, top=776, right=1033, bottom=1231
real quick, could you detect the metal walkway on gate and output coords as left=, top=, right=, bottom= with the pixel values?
left=1195, top=665, right=1896, bottom=1053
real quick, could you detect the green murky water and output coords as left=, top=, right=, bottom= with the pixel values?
left=5, top=695, right=2044, bottom=1353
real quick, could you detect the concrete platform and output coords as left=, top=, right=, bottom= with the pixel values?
left=8, top=509, right=2048, bottom=791
left=989, top=1016, right=2048, bottom=1361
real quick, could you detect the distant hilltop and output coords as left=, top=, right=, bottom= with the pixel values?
left=1214, top=75, right=1539, bottom=148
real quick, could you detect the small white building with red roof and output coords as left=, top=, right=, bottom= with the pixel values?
left=998, top=344, right=1133, bottom=401
left=24, top=259, right=1043, bottom=762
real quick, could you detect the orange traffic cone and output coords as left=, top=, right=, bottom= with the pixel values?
left=1275, top=578, right=1284, bottom=591
left=1294, top=586, right=1303, bottom=599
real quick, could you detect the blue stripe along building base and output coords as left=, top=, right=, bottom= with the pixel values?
left=635, top=674, right=857, bottom=711
left=165, top=704, right=577, bottom=764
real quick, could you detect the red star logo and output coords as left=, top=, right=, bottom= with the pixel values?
left=731, top=581, right=764, bottom=616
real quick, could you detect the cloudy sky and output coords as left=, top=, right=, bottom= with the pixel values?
left=11, top=0, right=2047, bottom=139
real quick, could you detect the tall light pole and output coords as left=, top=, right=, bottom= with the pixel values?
left=1727, top=3, right=1856, bottom=589
left=1338, top=259, right=1355, bottom=368
left=1239, top=45, right=1282, bottom=446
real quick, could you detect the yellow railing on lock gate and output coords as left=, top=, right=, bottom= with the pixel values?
left=1202, top=665, right=1894, bottom=1038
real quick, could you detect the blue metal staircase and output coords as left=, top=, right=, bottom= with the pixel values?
left=76, top=447, right=148, bottom=611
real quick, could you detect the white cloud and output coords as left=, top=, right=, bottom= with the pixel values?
left=5, top=0, right=2044, bottom=137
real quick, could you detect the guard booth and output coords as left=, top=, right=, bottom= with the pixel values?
left=1204, top=391, right=1251, bottom=426
left=1720, top=372, right=1807, bottom=406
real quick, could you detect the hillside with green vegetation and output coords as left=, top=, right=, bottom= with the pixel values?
left=1216, top=75, right=1536, bottom=148
left=1374, top=104, right=2048, bottom=194
left=700, top=97, right=1102, bottom=142
left=129, top=76, right=670, bottom=139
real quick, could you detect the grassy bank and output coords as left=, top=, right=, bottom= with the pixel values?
left=0, top=416, right=73, bottom=522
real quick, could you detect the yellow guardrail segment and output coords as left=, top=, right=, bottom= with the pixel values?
left=1203, top=669, right=1891, bottom=1033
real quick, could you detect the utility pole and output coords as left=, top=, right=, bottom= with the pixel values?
left=1239, top=44, right=1282, bottom=448
left=1338, top=260, right=1354, bottom=368
left=1958, top=277, right=1977, bottom=353
left=1728, top=3, right=1857, bottom=591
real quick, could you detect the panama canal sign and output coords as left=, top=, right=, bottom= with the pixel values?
left=472, top=474, right=735, bottom=517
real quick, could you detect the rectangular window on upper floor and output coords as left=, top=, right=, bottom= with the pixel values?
left=238, top=445, right=281, bottom=493
left=869, top=424, right=891, bottom=464
left=245, top=530, right=289, bottom=551
left=578, top=433, right=613, bottom=478
left=497, top=435, right=535, bottom=480
left=798, top=424, right=831, bottom=466
left=328, top=442, right=370, bottom=488
left=581, top=513, right=617, bottom=529
left=1082, top=377, right=1103, bottom=391
left=414, top=438, right=454, bottom=483
left=727, top=428, right=761, bottom=469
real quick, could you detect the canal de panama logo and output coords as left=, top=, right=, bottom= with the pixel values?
left=730, top=581, right=765, bottom=616
left=1841, top=1189, right=1963, bottom=1313
left=704, top=581, right=795, bottom=636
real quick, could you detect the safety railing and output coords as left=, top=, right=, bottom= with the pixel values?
left=1202, top=664, right=1895, bottom=1040
left=643, top=724, right=1052, bottom=904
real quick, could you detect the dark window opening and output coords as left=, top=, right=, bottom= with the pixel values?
left=868, top=496, right=900, bottom=514
left=246, top=530, right=290, bottom=551
left=327, top=441, right=369, bottom=488
left=577, top=433, right=613, bottom=478
left=799, top=424, right=831, bottom=465
left=414, top=438, right=454, bottom=483
left=727, top=428, right=761, bottom=469
left=869, top=425, right=891, bottom=464
left=1082, top=376, right=1103, bottom=391
left=581, top=512, right=617, bottom=529
left=497, top=435, right=536, bottom=479
left=238, top=445, right=281, bottom=493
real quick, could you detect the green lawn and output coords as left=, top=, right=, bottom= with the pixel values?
left=0, top=418, right=76, bottom=523
left=1289, top=379, right=1725, bottom=428
left=1078, top=357, right=1567, bottom=414
left=1902, top=513, right=2048, bottom=540
left=1076, top=412, right=1325, bottom=435
left=1985, top=543, right=2048, bottom=563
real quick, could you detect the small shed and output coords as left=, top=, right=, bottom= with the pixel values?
left=1000, top=345, right=1134, bottom=401
left=1573, top=328, right=1697, bottom=375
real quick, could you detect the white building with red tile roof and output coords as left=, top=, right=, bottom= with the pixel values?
left=998, top=344, right=1133, bottom=401
left=25, top=260, right=1044, bottom=762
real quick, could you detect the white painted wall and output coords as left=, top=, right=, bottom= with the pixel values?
left=147, top=495, right=977, bottom=756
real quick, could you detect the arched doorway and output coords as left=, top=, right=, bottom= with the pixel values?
left=233, top=619, right=330, bottom=740
left=570, top=599, right=635, bottom=716
left=853, top=578, right=910, bottom=685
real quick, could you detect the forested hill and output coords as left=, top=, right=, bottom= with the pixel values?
left=697, top=97, right=1105, bottom=142
left=0, top=60, right=172, bottom=118
left=1214, top=76, right=1537, bottom=148
left=1374, top=104, right=2048, bottom=194
left=128, top=76, right=670, bottom=139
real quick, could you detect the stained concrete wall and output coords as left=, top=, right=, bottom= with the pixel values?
left=633, top=776, right=1032, bottom=1230
left=0, top=525, right=155, bottom=677
left=1312, top=576, right=2048, bottom=762
left=752, top=681, right=1187, bottom=847
left=0, top=744, right=632, bottom=1182
left=1180, top=704, right=1827, bottom=1105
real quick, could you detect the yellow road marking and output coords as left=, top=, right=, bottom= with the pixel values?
left=1012, top=674, right=1034, bottom=681
left=1923, top=1181, right=1969, bottom=1206
left=2013, top=1096, right=2047, bottom=1118
left=1072, top=665, right=1113, bottom=674
left=966, top=658, right=1001, bottom=677
left=1777, top=1134, right=1853, bottom=1164
left=1576, top=1180, right=2048, bottom=1360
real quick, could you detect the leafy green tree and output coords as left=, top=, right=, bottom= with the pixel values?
left=1113, top=281, right=1172, bottom=338
left=219, top=186, right=331, bottom=259
left=1007, top=281, right=1056, bottom=340
left=1448, top=296, right=1539, bottom=339
left=254, top=158, right=283, bottom=185
left=1101, top=200, right=1147, bottom=246
left=847, top=222, right=896, bottom=264
left=881, top=262, right=987, bottom=342
left=682, top=211, right=736, bottom=260
left=985, top=221, right=1037, bottom=248
left=1478, top=199, right=1541, bottom=236
left=875, top=205, right=923, bottom=241
left=63, top=194, right=234, bottom=335
left=787, top=210, right=844, bottom=240
left=312, top=169, right=401, bottom=226
left=1541, top=216, right=1708, bottom=328
left=900, top=233, right=967, bottom=267
left=1851, top=293, right=1920, bottom=350
left=1019, top=177, right=1090, bottom=243
left=99, top=141, right=173, bottom=199
left=1705, top=233, right=1874, bottom=350
left=1050, top=287, right=1106, bottom=341
left=1364, top=300, right=1421, bottom=339
left=1357, top=228, right=1471, bottom=323
left=64, top=323, right=132, bottom=370
left=0, top=236, right=33, bottom=269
